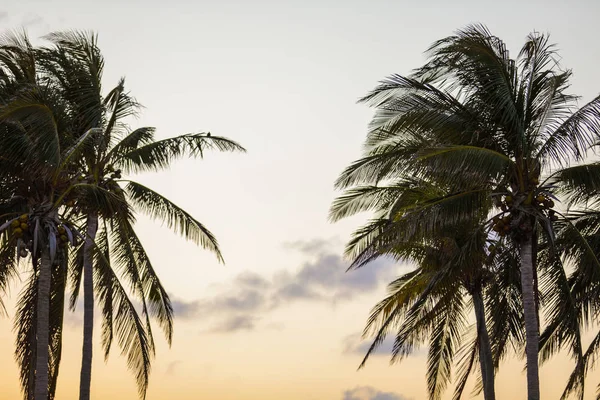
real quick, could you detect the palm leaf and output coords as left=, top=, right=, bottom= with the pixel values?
left=124, top=181, right=223, bottom=261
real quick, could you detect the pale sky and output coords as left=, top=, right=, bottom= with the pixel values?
left=0, top=0, right=599, bottom=399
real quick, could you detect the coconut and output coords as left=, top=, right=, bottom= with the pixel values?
left=58, top=226, right=65, bottom=234
left=10, top=220, right=20, bottom=229
left=60, top=235, right=68, bottom=242
left=20, top=223, right=28, bottom=231
left=13, top=228, right=23, bottom=236
left=19, top=214, right=28, bottom=222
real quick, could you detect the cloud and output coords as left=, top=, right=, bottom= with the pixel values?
left=165, top=360, right=182, bottom=376
left=0, top=11, right=8, bottom=22
left=172, top=238, right=400, bottom=333
left=234, top=271, right=270, bottom=289
left=171, top=298, right=199, bottom=319
left=206, top=315, right=256, bottom=333
left=22, top=13, right=44, bottom=27
left=271, top=253, right=393, bottom=304
left=342, top=386, right=411, bottom=400
left=342, top=333, right=427, bottom=359
left=63, top=309, right=83, bottom=329
left=283, top=237, right=340, bottom=255
left=342, top=333, right=396, bottom=357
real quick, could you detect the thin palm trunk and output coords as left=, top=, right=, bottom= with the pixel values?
left=519, top=236, right=540, bottom=400
left=472, top=288, right=495, bottom=400
left=34, top=249, right=52, bottom=400
left=79, top=212, right=98, bottom=400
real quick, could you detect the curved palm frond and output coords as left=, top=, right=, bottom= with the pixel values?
left=116, top=133, right=245, bottom=174
left=124, top=181, right=223, bottom=261
left=93, top=222, right=153, bottom=399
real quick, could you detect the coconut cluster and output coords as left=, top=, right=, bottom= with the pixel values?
left=491, top=189, right=558, bottom=239
left=10, top=214, right=72, bottom=258
left=11, top=214, right=30, bottom=257
left=101, top=165, right=123, bottom=194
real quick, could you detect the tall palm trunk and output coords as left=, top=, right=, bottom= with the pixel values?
left=519, top=235, right=540, bottom=400
left=79, top=212, right=98, bottom=400
left=472, top=288, right=495, bottom=400
left=34, top=248, right=52, bottom=400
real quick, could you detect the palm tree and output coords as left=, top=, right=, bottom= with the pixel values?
left=0, top=30, right=244, bottom=400
left=330, top=177, right=506, bottom=399
left=0, top=63, right=106, bottom=400
left=38, top=32, right=246, bottom=399
left=334, top=25, right=600, bottom=399
left=0, top=32, right=91, bottom=400
left=537, top=164, right=600, bottom=398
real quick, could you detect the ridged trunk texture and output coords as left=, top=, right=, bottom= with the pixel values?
left=472, top=289, right=496, bottom=400
left=79, top=213, right=98, bottom=400
left=519, top=236, right=540, bottom=400
left=34, top=249, right=52, bottom=400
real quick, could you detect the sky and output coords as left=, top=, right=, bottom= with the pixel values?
left=0, top=0, right=599, bottom=399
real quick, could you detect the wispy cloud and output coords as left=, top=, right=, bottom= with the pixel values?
left=342, top=333, right=396, bottom=357
left=165, top=360, right=182, bottom=376
left=342, top=386, right=411, bottom=400
left=283, top=237, right=341, bottom=255
left=171, top=238, right=400, bottom=333
left=342, top=333, right=428, bottom=360
left=206, top=315, right=257, bottom=333
left=22, top=13, right=44, bottom=27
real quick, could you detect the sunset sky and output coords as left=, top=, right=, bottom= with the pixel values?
left=1, top=0, right=599, bottom=399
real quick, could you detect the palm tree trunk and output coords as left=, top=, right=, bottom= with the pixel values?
left=79, top=212, right=98, bottom=400
left=519, top=235, right=540, bottom=400
left=472, top=288, right=495, bottom=400
left=34, top=249, right=52, bottom=400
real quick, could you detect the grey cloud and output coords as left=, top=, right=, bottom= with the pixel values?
left=342, top=333, right=395, bottom=356
left=171, top=298, right=200, bottom=319
left=213, top=289, right=265, bottom=312
left=234, top=271, right=270, bottom=289
left=275, top=282, right=322, bottom=302
left=342, top=386, right=411, bottom=400
left=206, top=315, right=256, bottom=333
left=172, top=287, right=266, bottom=320
left=174, top=238, right=399, bottom=333
left=343, top=333, right=427, bottom=359
left=272, top=253, right=394, bottom=303
left=283, top=237, right=340, bottom=255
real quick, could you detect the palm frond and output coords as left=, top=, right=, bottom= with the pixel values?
left=452, top=325, right=478, bottom=400
left=124, top=181, right=223, bottom=261
left=117, top=133, right=245, bottom=174
left=94, top=222, right=153, bottom=399
left=536, top=95, right=600, bottom=165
